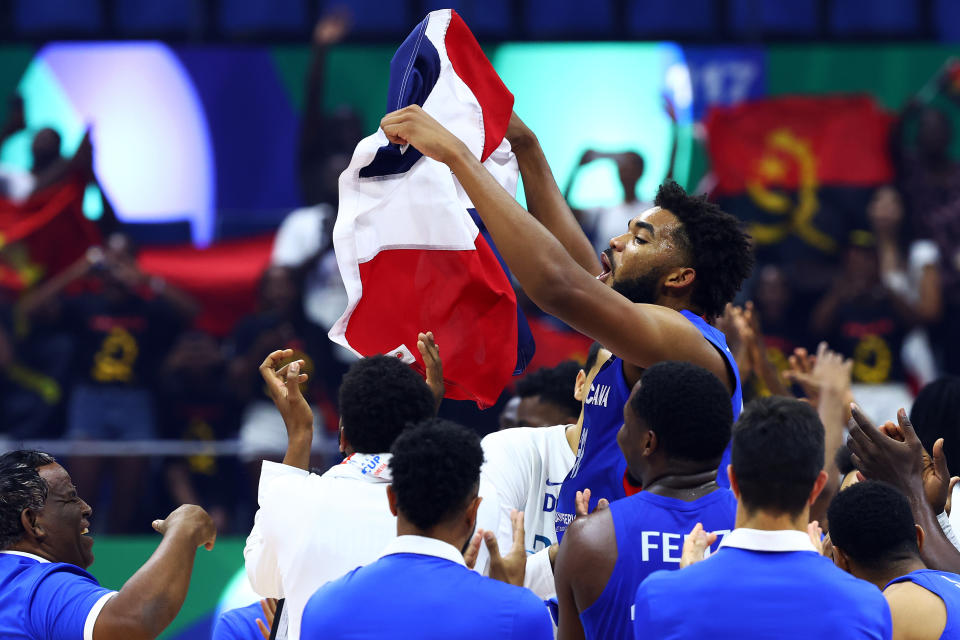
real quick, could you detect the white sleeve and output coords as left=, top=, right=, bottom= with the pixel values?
left=523, top=547, right=556, bottom=599
left=244, top=461, right=311, bottom=597
left=938, top=511, right=960, bottom=552
left=83, top=592, right=117, bottom=640
left=481, top=430, right=534, bottom=550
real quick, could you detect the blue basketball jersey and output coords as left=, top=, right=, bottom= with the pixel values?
left=554, top=310, right=743, bottom=540
left=580, top=489, right=737, bottom=640
left=885, top=569, right=960, bottom=639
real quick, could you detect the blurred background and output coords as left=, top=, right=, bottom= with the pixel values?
left=2, top=0, right=960, bottom=637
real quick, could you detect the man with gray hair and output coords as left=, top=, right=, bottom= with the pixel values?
left=0, top=450, right=216, bottom=639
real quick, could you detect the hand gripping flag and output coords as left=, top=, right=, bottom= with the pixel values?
left=329, top=9, right=534, bottom=408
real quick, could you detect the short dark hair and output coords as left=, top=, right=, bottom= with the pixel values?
left=338, top=355, right=436, bottom=453
left=516, top=360, right=582, bottom=418
left=389, top=419, right=484, bottom=531
left=584, top=342, right=606, bottom=373
left=654, top=181, right=753, bottom=320
left=834, top=443, right=856, bottom=477
left=0, top=451, right=56, bottom=549
left=630, top=361, right=732, bottom=462
left=911, top=377, right=960, bottom=476
left=732, top=397, right=824, bottom=516
left=828, top=481, right=919, bottom=569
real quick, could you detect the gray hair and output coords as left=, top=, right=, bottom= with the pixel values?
left=0, top=451, right=56, bottom=549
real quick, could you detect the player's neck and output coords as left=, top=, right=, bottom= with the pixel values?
left=867, top=557, right=927, bottom=591
left=395, top=514, right=471, bottom=555
left=643, top=466, right=718, bottom=500
left=653, top=293, right=700, bottom=317
left=5, top=542, right=54, bottom=563
left=735, top=507, right=809, bottom=533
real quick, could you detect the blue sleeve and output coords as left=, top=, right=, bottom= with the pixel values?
left=26, top=565, right=114, bottom=640
left=212, top=604, right=264, bottom=640
left=510, top=593, right=554, bottom=640
left=633, top=579, right=654, bottom=640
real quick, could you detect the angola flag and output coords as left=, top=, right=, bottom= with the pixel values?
left=705, top=96, right=894, bottom=269
left=0, top=181, right=99, bottom=292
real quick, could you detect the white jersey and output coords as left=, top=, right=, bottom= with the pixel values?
left=481, top=424, right=576, bottom=597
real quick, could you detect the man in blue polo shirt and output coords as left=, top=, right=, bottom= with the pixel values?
left=633, top=397, right=891, bottom=639
left=0, top=450, right=217, bottom=640
left=300, top=419, right=553, bottom=640
left=829, top=480, right=960, bottom=640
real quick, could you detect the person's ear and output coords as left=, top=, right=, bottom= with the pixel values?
left=663, top=267, right=696, bottom=292
left=386, top=485, right=399, bottom=517
left=808, top=470, right=829, bottom=506
left=574, top=369, right=588, bottom=402
left=642, top=430, right=658, bottom=457
left=727, top=466, right=739, bottom=500
left=465, top=495, right=482, bottom=531
left=916, top=524, right=925, bottom=554
left=20, top=508, right=43, bottom=541
left=339, top=423, right=348, bottom=455
left=834, top=547, right=852, bottom=572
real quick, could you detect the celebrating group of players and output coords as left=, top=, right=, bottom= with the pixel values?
left=1, top=106, right=957, bottom=640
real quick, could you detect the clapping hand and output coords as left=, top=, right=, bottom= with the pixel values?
left=417, top=331, right=444, bottom=410
left=679, top=523, right=718, bottom=569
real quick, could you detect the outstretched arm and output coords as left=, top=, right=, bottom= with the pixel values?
left=95, top=505, right=216, bottom=640
left=506, top=114, right=602, bottom=275
left=259, top=349, right=312, bottom=471
left=848, top=406, right=960, bottom=573
left=381, top=106, right=725, bottom=380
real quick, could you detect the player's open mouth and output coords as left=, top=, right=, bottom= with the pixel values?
left=597, top=253, right=613, bottom=282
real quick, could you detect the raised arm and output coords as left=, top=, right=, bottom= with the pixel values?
left=94, top=505, right=216, bottom=640
left=381, top=106, right=724, bottom=378
left=506, top=114, right=602, bottom=275
left=259, top=349, right=313, bottom=471
left=848, top=406, right=960, bottom=573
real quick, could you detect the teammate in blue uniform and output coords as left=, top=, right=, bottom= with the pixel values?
left=830, top=480, right=960, bottom=640
left=378, top=108, right=752, bottom=540
left=554, top=361, right=737, bottom=640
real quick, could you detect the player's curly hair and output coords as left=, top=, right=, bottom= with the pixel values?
left=0, top=451, right=56, bottom=549
left=828, top=481, right=919, bottom=569
left=630, top=361, right=732, bottom=463
left=339, top=355, right=436, bottom=454
left=654, top=181, right=753, bottom=320
left=389, top=419, right=484, bottom=531
left=516, top=360, right=583, bottom=419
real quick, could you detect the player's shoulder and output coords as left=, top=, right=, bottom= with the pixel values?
left=885, top=580, right=944, bottom=640
left=559, top=508, right=616, bottom=569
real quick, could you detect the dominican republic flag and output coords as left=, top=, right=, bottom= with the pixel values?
left=329, top=9, right=535, bottom=408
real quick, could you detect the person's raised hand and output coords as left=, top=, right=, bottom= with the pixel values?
left=152, top=504, right=216, bottom=550
left=417, top=331, right=444, bottom=411
left=680, top=523, right=717, bottom=569
left=313, top=9, right=351, bottom=46
left=807, top=520, right=824, bottom=555
left=256, top=598, right=278, bottom=640
left=783, top=342, right=853, bottom=411
left=848, top=405, right=927, bottom=500
left=484, top=509, right=527, bottom=586
left=785, top=346, right=820, bottom=403
left=574, top=488, right=609, bottom=518
left=259, top=349, right=312, bottom=434
left=923, top=436, right=952, bottom=514
left=380, top=105, right=467, bottom=166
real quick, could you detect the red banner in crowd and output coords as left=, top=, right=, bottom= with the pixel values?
left=138, top=234, right=274, bottom=336
left=0, top=181, right=99, bottom=292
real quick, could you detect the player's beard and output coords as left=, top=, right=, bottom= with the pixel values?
left=612, top=268, right=664, bottom=305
